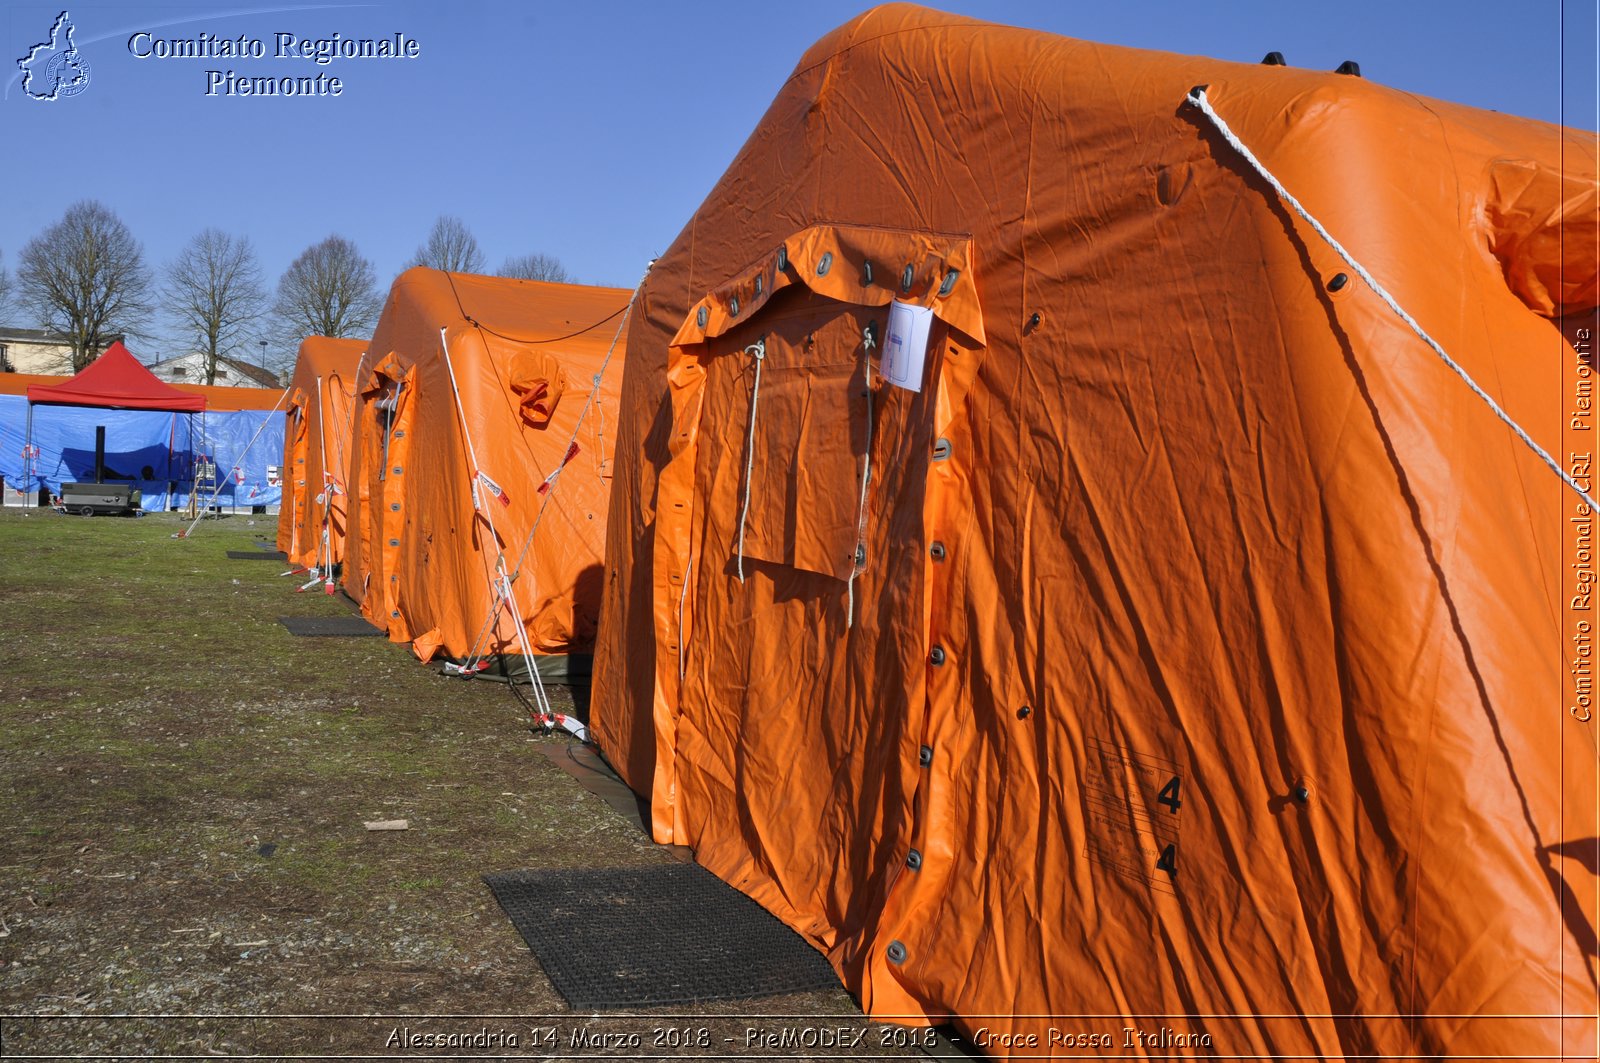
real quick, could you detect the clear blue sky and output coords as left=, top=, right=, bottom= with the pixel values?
left=1, top=1, right=1595, bottom=367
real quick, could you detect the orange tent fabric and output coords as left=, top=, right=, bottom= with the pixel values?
left=342, top=268, right=630, bottom=663
left=276, top=336, right=368, bottom=572
left=590, top=5, right=1599, bottom=1057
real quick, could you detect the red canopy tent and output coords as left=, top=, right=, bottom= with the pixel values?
left=21, top=341, right=208, bottom=506
left=25, top=341, right=206, bottom=411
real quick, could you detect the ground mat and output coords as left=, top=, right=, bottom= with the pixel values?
left=277, top=616, right=383, bottom=637
left=483, top=865, right=840, bottom=1008
left=227, top=550, right=287, bottom=560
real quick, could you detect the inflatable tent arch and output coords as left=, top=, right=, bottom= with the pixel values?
left=342, top=268, right=632, bottom=679
left=590, top=4, right=1599, bottom=1058
left=277, top=336, right=369, bottom=579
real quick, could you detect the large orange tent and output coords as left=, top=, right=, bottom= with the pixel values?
left=277, top=336, right=369, bottom=577
left=343, top=268, right=631, bottom=675
left=590, top=5, right=1599, bottom=1057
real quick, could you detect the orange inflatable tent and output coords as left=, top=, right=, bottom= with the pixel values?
left=591, top=5, right=1599, bottom=1057
left=343, top=268, right=630, bottom=672
left=277, top=336, right=369, bottom=576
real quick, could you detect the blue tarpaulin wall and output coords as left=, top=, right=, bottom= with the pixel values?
left=0, top=394, right=284, bottom=510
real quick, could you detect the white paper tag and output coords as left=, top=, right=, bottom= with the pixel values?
left=881, top=300, right=933, bottom=392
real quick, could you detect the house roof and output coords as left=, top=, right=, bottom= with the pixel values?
left=147, top=353, right=283, bottom=388
left=0, top=327, right=124, bottom=346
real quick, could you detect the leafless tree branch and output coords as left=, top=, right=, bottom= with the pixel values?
left=496, top=253, right=571, bottom=284
left=17, top=201, right=154, bottom=372
left=272, top=235, right=381, bottom=345
left=164, top=229, right=266, bottom=386
left=404, top=216, right=485, bottom=274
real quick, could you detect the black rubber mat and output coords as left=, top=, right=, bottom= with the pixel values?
left=228, top=550, right=287, bottom=560
left=277, top=616, right=383, bottom=637
left=484, top=864, right=839, bottom=1008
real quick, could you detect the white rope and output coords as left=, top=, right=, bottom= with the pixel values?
left=676, top=544, right=693, bottom=682
left=847, top=324, right=877, bottom=629
left=319, top=352, right=366, bottom=585
left=328, top=353, right=366, bottom=505
left=461, top=260, right=648, bottom=719
left=314, top=375, right=333, bottom=582
left=440, top=327, right=549, bottom=716
left=735, top=337, right=766, bottom=584
left=1187, top=86, right=1599, bottom=514
left=439, top=327, right=489, bottom=512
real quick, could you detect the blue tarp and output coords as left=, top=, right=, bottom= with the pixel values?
left=0, top=394, right=284, bottom=511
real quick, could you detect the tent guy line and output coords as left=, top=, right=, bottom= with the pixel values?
left=437, top=322, right=552, bottom=725
left=1185, top=84, right=1598, bottom=514
left=503, top=262, right=650, bottom=590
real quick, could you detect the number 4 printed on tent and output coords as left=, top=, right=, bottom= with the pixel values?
left=1155, top=775, right=1181, bottom=882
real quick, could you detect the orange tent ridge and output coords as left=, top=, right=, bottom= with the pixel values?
left=342, top=268, right=632, bottom=670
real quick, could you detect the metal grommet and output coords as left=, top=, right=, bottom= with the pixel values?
left=906, top=849, right=923, bottom=871
left=886, top=941, right=908, bottom=965
left=390, top=610, right=400, bottom=618
left=388, top=539, right=400, bottom=547
left=389, top=503, right=400, bottom=512
left=776, top=246, right=788, bottom=271
left=1017, top=705, right=1032, bottom=720
left=929, top=541, right=946, bottom=561
left=862, top=260, right=874, bottom=285
left=854, top=543, right=867, bottom=566
left=938, top=269, right=959, bottom=297
left=1291, top=781, right=1312, bottom=804
left=696, top=305, right=708, bottom=328
left=932, top=438, right=952, bottom=462
left=901, top=263, right=915, bottom=291
left=730, top=296, right=740, bottom=316
left=1027, top=311, right=1042, bottom=331
left=392, top=466, right=403, bottom=476
left=754, top=274, right=763, bottom=296
left=816, top=252, right=833, bottom=276
left=1327, top=273, right=1349, bottom=292
left=929, top=646, right=946, bottom=666
left=918, top=745, right=933, bottom=767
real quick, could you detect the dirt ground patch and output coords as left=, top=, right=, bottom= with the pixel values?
left=0, top=509, right=930, bottom=1060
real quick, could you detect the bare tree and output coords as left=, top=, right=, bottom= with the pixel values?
left=17, top=201, right=153, bottom=371
left=164, top=229, right=266, bottom=386
left=497, top=253, right=571, bottom=284
left=404, top=215, right=485, bottom=274
left=0, top=249, right=11, bottom=332
left=273, top=235, right=382, bottom=342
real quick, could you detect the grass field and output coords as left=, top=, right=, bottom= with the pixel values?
left=0, top=508, right=913, bottom=1059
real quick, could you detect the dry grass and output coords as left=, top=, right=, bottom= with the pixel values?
left=0, top=509, right=917, bottom=1059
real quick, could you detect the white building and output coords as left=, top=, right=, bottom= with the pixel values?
left=146, top=352, right=281, bottom=388
left=0, top=327, right=123, bottom=375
